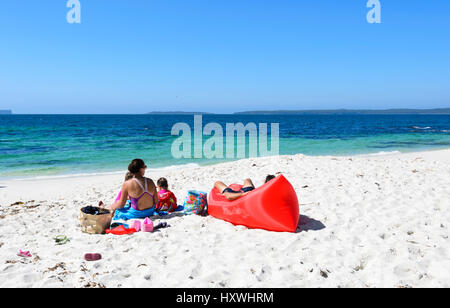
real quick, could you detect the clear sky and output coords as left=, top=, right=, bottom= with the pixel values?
left=0, top=0, right=449, bottom=114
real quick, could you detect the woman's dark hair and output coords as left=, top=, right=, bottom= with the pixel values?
left=125, top=171, right=134, bottom=181
left=157, top=177, right=169, bottom=190
left=128, top=159, right=146, bottom=174
left=265, top=174, right=276, bottom=183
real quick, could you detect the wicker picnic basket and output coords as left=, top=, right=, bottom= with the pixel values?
left=79, top=207, right=112, bottom=234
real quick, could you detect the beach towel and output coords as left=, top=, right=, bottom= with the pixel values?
left=156, top=205, right=185, bottom=216
left=112, top=204, right=156, bottom=221
left=110, top=203, right=187, bottom=229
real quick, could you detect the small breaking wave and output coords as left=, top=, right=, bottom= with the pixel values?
left=367, top=151, right=402, bottom=156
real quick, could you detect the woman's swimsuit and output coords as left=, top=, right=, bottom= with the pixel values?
left=111, top=178, right=157, bottom=221
left=129, top=178, right=155, bottom=210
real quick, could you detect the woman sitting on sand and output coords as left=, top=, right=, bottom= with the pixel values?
left=100, top=159, right=159, bottom=217
left=214, top=175, right=275, bottom=201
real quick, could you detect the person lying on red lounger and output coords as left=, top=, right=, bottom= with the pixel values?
left=214, top=175, right=276, bottom=201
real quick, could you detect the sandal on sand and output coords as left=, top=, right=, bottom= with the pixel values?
left=54, top=235, right=70, bottom=245
left=154, top=222, right=169, bottom=231
left=17, top=250, right=32, bottom=258
left=84, top=253, right=102, bottom=261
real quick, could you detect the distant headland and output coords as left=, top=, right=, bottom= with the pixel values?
left=146, top=108, right=450, bottom=115
left=0, top=110, right=12, bottom=115
left=147, top=111, right=213, bottom=115
left=234, top=108, right=450, bottom=115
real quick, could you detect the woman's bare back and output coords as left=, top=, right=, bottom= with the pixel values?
left=126, top=177, right=158, bottom=210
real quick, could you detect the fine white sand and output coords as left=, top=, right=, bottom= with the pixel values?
left=0, top=149, right=449, bottom=288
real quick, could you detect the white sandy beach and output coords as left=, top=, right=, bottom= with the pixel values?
left=0, top=149, right=449, bottom=288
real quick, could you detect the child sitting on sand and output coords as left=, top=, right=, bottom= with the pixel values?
left=99, top=172, right=134, bottom=208
left=156, top=177, right=177, bottom=212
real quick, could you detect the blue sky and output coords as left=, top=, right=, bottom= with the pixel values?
left=0, top=0, right=449, bottom=114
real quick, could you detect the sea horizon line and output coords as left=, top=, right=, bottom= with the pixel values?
left=3, top=107, right=450, bottom=115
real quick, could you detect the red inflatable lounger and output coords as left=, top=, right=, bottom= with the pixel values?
left=208, top=175, right=299, bottom=232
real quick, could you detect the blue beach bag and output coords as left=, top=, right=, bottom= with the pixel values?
left=183, top=190, right=208, bottom=216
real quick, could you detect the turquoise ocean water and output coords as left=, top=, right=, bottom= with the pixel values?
left=0, top=114, right=449, bottom=179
